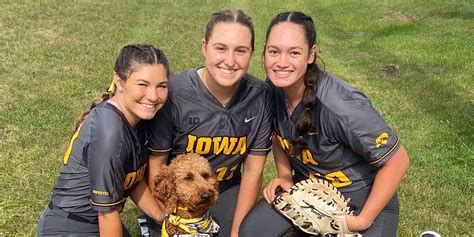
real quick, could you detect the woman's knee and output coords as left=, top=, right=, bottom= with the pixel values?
left=239, top=206, right=261, bottom=236
left=361, top=194, right=399, bottom=237
left=240, top=199, right=294, bottom=237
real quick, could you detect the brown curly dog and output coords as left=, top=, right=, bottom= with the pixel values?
left=153, top=153, right=219, bottom=235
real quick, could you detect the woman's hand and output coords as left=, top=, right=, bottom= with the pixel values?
left=130, top=179, right=168, bottom=224
left=345, top=214, right=373, bottom=232
left=263, top=177, right=293, bottom=203
left=153, top=200, right=168, bottom=223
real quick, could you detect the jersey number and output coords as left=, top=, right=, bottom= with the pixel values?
left=276, top=134, right=353, bottom=188
left=188, top=117, right=200, bottom=125
left=215, top=165, right=238, bottom=181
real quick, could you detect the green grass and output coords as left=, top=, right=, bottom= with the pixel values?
left=1, top=0, right=472, bottom=236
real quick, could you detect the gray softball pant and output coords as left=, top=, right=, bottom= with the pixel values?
left=37, top=204, right=131, bottom=236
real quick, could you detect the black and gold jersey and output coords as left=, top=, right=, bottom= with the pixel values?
left=145, top=68, right=273, bottom=187
left=51, top=101, right=148, bottom=223
left=272, top=72, right=400, bottom=192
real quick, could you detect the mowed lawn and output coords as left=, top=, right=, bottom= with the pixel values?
left=1, top=1, right=472, bottom=236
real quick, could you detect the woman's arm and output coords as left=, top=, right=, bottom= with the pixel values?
left=147, top=154, right=168, bottom=191
left=347, top=145, right=410, bottom=231
left=263, top=135, right=293, bottom=203
left=98, top=209, right=123, bottom=237
left=230, top=154, right=267, bottom=237
left=130, top=179, right=167, bottom=224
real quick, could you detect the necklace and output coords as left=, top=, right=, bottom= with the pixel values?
left=199, top=68, right=230, bottom=107
left=284, top=95, right=294, bottom=116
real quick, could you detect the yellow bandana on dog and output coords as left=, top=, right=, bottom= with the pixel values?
left=161, top=207, right=219, bottom=237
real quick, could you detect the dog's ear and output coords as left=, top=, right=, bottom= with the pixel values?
left=153, top=166, right=178, bottom=211
left=214, top=179, right=219, bottom=193
left=212, top=175, right=219, bottom=204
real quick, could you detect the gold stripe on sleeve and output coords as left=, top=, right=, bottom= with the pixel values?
left=90, top=198, right=126, bottom=207
left=369, top=138, right=400, bottom=165
left=250, top=147, right=272, bottom=152
left=148, top=147, right=172, bottom=153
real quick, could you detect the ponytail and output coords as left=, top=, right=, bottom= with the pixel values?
left=74, top=91, right=114, bottom=131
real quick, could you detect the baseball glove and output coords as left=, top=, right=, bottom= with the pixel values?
left=273, top=178, right=361, bottom=236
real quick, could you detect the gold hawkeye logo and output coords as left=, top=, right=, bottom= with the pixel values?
left=375, top=132, right=389, bottom=148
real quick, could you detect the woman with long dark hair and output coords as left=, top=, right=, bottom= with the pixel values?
left=241, top=12, right=409, bottom=237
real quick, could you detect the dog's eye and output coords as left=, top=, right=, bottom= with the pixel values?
left=184, top=173, right=194, bottom=181
left=201, top=172, right=210, bottom=180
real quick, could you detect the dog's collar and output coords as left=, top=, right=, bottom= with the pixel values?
left=161, top=210, right=219, bottom=237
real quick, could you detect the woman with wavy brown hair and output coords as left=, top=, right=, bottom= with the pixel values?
left=37, top=44, right=169, bottom=236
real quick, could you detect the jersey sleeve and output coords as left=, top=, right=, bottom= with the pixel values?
left=332, top=92, right=400, bottom=167
left=87, top=109, right=127, bottom=212
left=249, top=86, right=273, bottom=156
left=146, top=97, right=175, bottom=155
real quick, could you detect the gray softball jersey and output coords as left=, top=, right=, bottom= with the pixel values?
left=145, top=68, right=273, bottom=185
left=50, top=102, right=148, bottom=223
left=272, top=72, right=400, bottom=192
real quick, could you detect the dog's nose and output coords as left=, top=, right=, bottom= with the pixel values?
left=200, top=192, right=210, bottom=203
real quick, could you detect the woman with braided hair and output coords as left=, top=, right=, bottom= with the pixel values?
left=240, top=12, right=409, bottom=237
left=37, top=44, right=169, bottom=236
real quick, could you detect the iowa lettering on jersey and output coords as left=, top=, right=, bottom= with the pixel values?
left=275, top=134, right=318, bottom=165
left=275, top=134, right=352, bottom=188
left=186, top=134, right=247, bottom=155
left=123, top=163, right=147, bottom=190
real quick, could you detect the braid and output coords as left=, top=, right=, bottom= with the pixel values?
left=291, top=63, right=320, bottom=156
